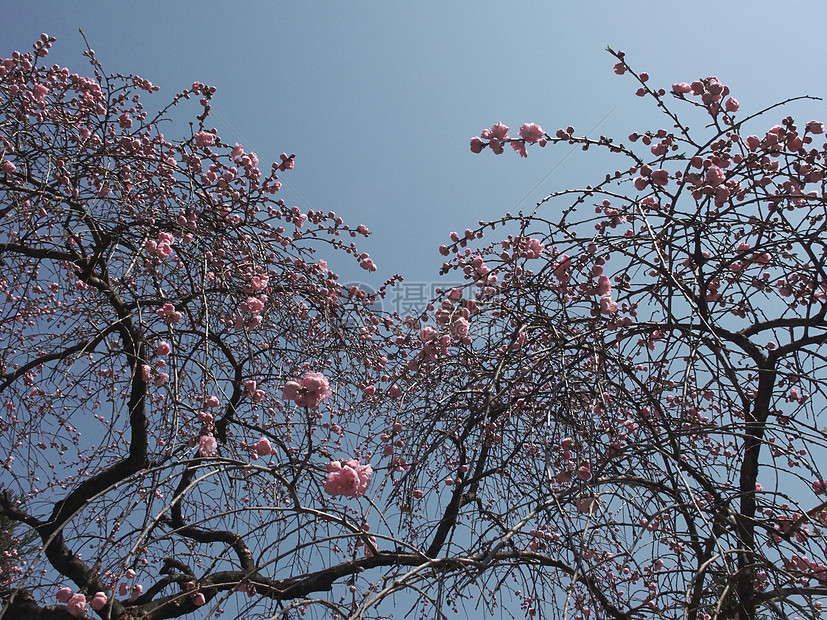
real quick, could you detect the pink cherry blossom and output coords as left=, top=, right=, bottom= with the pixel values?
left=650, top=169, right=669, bottom=186
left=241, top=296, right=265, bottom=314
left=481, top=122, right=510, bottom=141
left=706, top=165, right=726, bottom=187
left=419, top=326, right=438, bottom=343
left=192, top=592, right=206, bottom=606
left=31, top=83, right=48, bottom=102
left=199, top=434, right=217, bottom=457
left=519, top=123, right=545, bottom=144
left=281, top=380, right=302, bottom=401
left=597, top=275, right=612, bottom=296
left=511, top=141, right=528, bottom=158
left=56, top=587, right=73, bottom=603
left=282, top=371, right=332, bottom=408
left=470, top=137, right=484, bottom=153
left=67, top=593, right=87, bottom=617
left=156, top=303, right=182, bottom=324
left=324, top=459, right=373, bottom=498
left=255, top=437, right=273, bottom=456
left=725, top=97, right=740, bottom=112
left=516, top=236, right=545, bottom=259
left=194, top=131, right=215, bottom=146
left=145, top=232, right=174, bottom=259
left=155, top=341, right=171, bottom=356
left=599, top=295, right=618, bottom=314
left=90, top=592, right=108, bottom=611
left=807, top=120, right=825, bottom=134
left=553, top=254, right=571, bottom=283
left=246, top=274, right=269, bottom=292
left=451, top=317, right=470, bottom=338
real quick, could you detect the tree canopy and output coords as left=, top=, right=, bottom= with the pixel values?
left=2, top=37, right=827, bottom=620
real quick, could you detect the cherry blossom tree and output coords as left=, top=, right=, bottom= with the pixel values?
left=4, top=35, right=827, bottom=620
left=431, top=48, right=827, bottom=619
left=0, top=35, right=401, bottom=619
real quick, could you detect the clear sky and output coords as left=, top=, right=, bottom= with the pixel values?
left=3, top=2, right=826, bottom=307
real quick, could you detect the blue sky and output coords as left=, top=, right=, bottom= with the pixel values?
left=3, top=2, right=826, bottom=300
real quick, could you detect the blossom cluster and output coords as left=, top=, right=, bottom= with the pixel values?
left=199, top=434, right=217, bottom=457
left=597, top=274, right=618, bottom=314
left=56, top=587, right=108, bottom=617
left=282, top=371, right=332, bottom=408
left=144, top=232, right=175, bottom=259
left=227, top=295, right=267, bottom=331
left=323, top=459, right=373, bottom=498
left=469, top=122, right=546, bottom=157
left=404, top=287, right=477, bottom=372
left=670, top=76, right=739, bottom=116
left=139, top=340, right=172, bottom=388
left=502, top=235, right=546, bottom=260
left=253, top=437, right=277, bottom=457
left=156, top=302, right=182, bottom=324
